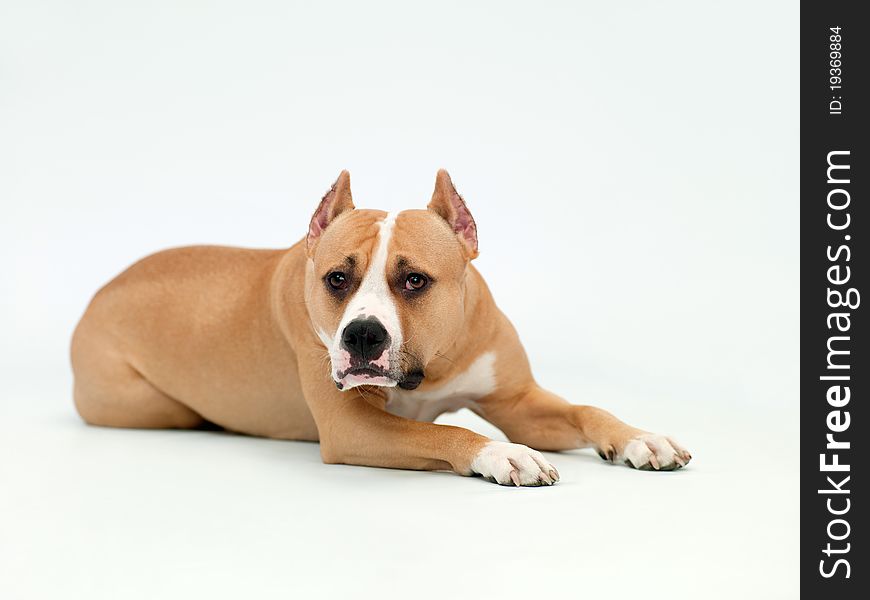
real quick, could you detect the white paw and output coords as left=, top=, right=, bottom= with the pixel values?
left=470, top=441, right=559, bottom=486
left=620, top=434, right=692, bottom=471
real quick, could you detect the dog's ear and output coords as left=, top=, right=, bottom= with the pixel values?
left=427, top=169, right=479, bottom=259
left=307, top=170, right=355, bottom=253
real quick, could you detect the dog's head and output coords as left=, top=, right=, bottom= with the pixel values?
left=304, top=170, right=478, bottom=391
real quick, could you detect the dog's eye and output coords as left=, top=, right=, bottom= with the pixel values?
left=326, top=272, right=348, bottom=290
left=404, top=273, right=428, bottom=291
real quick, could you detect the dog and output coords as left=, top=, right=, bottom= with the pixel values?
left=71, top=170, right=691, bottom=486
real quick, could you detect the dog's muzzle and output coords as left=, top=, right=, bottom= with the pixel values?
left=341, top=317, right=389, bottom=362
left=333, top=317, right=396, bottom=389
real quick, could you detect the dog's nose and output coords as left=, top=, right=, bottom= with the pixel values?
left=341, top=318, right=389, bottom=360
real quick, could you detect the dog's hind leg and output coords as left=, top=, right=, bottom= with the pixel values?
left=72, top=328, right=203, bottom=429
left=478, top=386, right=692, bottom=471
left=73, top=361, right=203, bottom=430
left=73, top=360, right=203, bottom=429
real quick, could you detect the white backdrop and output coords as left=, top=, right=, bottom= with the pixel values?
left=1, top=2, right=798, bottom=599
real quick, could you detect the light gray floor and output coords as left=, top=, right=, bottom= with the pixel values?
left=1, top=372, right=798, bottom=600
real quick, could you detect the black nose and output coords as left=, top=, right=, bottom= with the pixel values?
left=341, top=317, right=390, bottom=360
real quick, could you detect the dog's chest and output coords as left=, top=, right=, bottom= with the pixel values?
left=385, top=352, right=497, bottom=422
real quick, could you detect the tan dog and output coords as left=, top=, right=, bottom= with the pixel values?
left=71, top=170, right=691, bottom=486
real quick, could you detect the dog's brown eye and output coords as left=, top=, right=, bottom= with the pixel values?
left=405, top=273, right=428, bottom=291
left=327, top=272, right=348, bottom=290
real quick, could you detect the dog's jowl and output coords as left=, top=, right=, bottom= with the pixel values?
left=71, top=170, right=692, bottom=486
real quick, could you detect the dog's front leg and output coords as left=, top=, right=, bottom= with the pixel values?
left=300, top=367, right=558, bottom=485
left=480, top=386, right=692, bottom=471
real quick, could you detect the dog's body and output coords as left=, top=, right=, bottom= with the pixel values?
left=72, top=170, right=690, bottom=485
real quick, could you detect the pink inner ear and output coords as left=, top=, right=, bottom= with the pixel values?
left=450, top=195, right=478, bottom=251
left=455, top=214, right=477, bottom=248
left=308, top=217, right=325, bottom=241
left=308, top=190, right=335, bottom=245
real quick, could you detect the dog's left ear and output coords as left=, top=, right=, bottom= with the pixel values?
left=307, top=170, right=355, bottom=254
left=428, top=169, right=479, bottom=260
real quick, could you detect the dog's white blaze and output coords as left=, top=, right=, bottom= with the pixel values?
left=315, top=327, right=333, bottom=349
left=386, top=352, right=497, bottom=421
left=330, top=212, right=402, bottom=388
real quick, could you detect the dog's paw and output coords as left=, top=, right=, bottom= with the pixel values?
left=470, top=441, right=559, bottom=486
left=603, top=434, right=691, bottom=471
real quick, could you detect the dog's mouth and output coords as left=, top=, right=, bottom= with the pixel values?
left=335, top=366, right=396, bottom=390
left=397, top=370, right=424, bottom=390
left=334, top=366, right=424, bottom=391
left=347, top=366, right=388, bottom=379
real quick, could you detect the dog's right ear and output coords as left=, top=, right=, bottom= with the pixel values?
left=428, top=169, right=479, bottom=260
left=307, top=170, right=354, bottom=254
